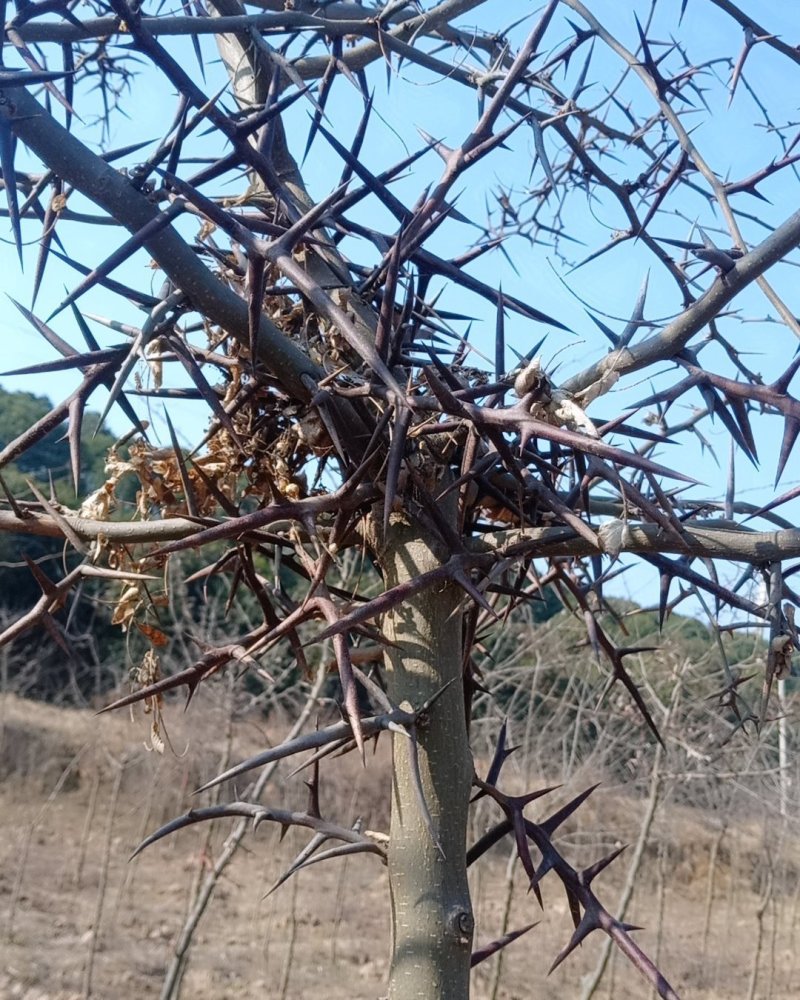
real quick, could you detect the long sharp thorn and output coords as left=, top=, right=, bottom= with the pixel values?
left=750, top=481, right=800, bottom=518
left=570, top=38, right=595, bottom=101
left=725, top=439, right=735, bottom=521
left=0, top=68, right=72, bottom=88
left=247, top=255, right=266, bottom=371
left=264, top=832, right=328, bottom=897
left=129, top=806, right=245, bottom=860
left=7, top=295, right=76, bottom=358
left=0, top=474, right=26, bottom=518
left=68, top=304, right=148, bottom=437
left=27, top=479, right=87, bottom=553
left=588, top=312, right=619, bottom=346
left=415, top=247, right=570, bottom=329
left=338, top=91, right=373, bottom=188
left=408, top=729, right=445, bottom=859
left=548, top=910, right=600, bottom=974
left=728, top=28, right=754, bottom=107
left=4, top=28, right=75, bottom=116
left=467, top=819, right=512, bottom=866
left=62, top=43, right=74, bottom=132
left=93, top=337, right=146, bottom=435
left=531, top=118, right=555, bottom=189
left=540, top=784, right=600, bottom=835
left=47, top=201, right=185, bottom=321
left=619, top=272, right=649, bottom=347
left=471, top=923, right=538, bottom=967
left=316, top=120, right=412, bottom=222
left=776, top=416, right=800, bottom=486
left=453, top=568, right=496, bottom=617
left=659, top=571, right=672, bottom=629
left=375, top=226, right=405, bottom=361
left=302, top=53, right=337, bottom=164
left=68, top=302, right=102, bottom=353
left=67, top=396, right=84, bottom=495
left=182, top=0, right=205, bottom=80
left=164, top=409, right=197, bottom=518
left=383, top=405, right=411, bottom=539
left=278, top=841, right=383, bottom=880
left=494, top=287, right=505, bottom=381
left=0, top=122, right=23, bottom=266
left=22, top=554, right=58, bottom=596
left=613, top=658, right=664, bottom=746
left=582, top=844, right=628, bottom=884
left=164, top=97, right=191, bottom=177
left=31, top=181, right=62, bottom=307
left=169, top=339, right=245, bottom=451
left=49, top=248, right=159, bottom=307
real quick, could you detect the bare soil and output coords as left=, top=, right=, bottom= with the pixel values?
left=1, top=692, right=798, bottom=1000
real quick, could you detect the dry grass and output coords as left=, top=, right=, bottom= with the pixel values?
left=1, top=691, right=799, bottom=1000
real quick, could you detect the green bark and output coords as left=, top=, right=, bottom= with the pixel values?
left=378, top=510, right=474, bottom=1000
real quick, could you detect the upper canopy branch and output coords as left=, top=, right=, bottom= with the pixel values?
left=8, top=0, right=485, bottom=48
left=564, top=207, right=800, bottom=397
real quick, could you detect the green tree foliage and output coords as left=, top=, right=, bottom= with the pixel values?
left=0, top=387, right=113, bottom=497
left=0, top=387, right=121, bottom=700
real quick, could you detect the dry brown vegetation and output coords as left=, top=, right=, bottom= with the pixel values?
left=2, top=614, right=799, bottom=1000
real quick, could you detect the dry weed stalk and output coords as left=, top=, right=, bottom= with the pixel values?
left=82, top=756, right=125, bottom=1000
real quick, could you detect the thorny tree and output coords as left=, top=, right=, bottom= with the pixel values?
left=1, top=1, right=800, bottom=997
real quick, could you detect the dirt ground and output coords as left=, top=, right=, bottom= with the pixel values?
left=1, top=691, right=798, bottom=1000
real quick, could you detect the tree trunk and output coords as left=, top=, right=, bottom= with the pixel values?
left=377, top=510, right=474, bottom=1000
